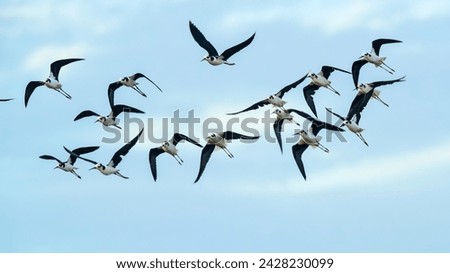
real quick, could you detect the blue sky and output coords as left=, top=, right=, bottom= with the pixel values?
left=1, top=0, right=450, bottom=252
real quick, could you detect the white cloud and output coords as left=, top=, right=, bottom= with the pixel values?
left=408, top=0, right=450, bottom=20
left=219, top=0, right=450, bottom=35
left=0, top=0, right=120, bottom=37
left=232, top=138, right=450, bottom=196
left=22, top=44, right=91, bottom=72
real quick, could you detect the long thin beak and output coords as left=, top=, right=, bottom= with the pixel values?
left=53, top=166, right=58, bottom=169
left=201, top=57, right=206, bottom=62
left=358, top=55, right=364, bottom=59
left=89, top=167, right=96, bottom=170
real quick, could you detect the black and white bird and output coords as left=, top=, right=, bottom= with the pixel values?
left=359, top=38, right=402, bottom=74
left=353, top=76, right=406, bottom=108
left=303, top=66, right=351, bottom=117
left=74, top=104, right=144, bottom=129
left=39, top=146, right=99, bottom=179
left=291, top=113, right=344, bottom=180
left=227, top=74, right=308, bottom=115
left=24, top=58, right=84, bottom=107
left=194, top=131, right=259, bottom=183
left=149, top=133, right=203, bottom=181
left=77, top=129, right=143, bottom=179
left=326, top=108, right=369, bottom=146
left=189, top=21, right=255, bottom=66
left=108, top=73, right=162, bottom=108
left=272, top=108, right=305, bottom=153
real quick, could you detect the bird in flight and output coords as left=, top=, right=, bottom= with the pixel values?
left=108, top=72, right=162, bottom=108
left=148, top=133, right=203, bottom=181
left=358, top=38, right=402, bottom=74
left=325, top=108, right=369, bottom=146
left=24, top=58, right=84, bottom=107
left=74, top=103, right=144, bottom=130
left=291, top=113, right=344, bottom=180
left=227, top=74, right=308, bottom=115
left=40, top=146, right=99, bottom=179
left=303, top=65, right=351, bottom=117
left=354, top=77, right=406, bottom=108
left=272, top=108, right=306, bottom=153
left=189, top=21, right=255, bottom=66
left=194, top=131, right=259, bottom=183
left=77, top=129, right=143, bottom=179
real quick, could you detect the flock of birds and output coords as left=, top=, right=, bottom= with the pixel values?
left=3, top=21, right=406, bottom=182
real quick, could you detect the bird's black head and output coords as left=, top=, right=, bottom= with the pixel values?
left=268, top=95, right=274, bottom=99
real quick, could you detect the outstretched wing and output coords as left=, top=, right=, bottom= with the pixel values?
left=320, top=65, right=351, bottom=79
left=325, top=108, right=346, bottom=122
left=372, top=38, right=402, bottom=55
left=310, top=119, right=345, bottom=136
left=351, top=59, right=368, bottom=88
left=273, top=118, right=286, bottom=154
left=292, top=144, right=309, bottom=180
left=111, top=104, right=145, bottom=118
left=24, top=81, right=45, bottom=107
left=288, top=109, right=344, bottom=136
left=274, top=73, right=308, bottom=98
left=50, top=58, right=84, bottom=81
left=189, top=21, right=218, bottom=56
left=303, top=84, right=320, bottom=117
left=66, top=146, right=100, bottom=165
left=108, top=129, right=143, bottom=168
left=148, top=147, right=165, bottom=182
left=74, top=110, right=100, bottom=121
left=220, top=33, right=256, bottom=61
left=107, top=81, right=123, bottom=109
left=221, top=131, right=260, bottom=140
left=194, top=144, right=216, bottom=183
left=286, top=109, right=315, bottom=121
left=131, top=73, right=163, bottom=92
left=172, top=133, right=203, bottom=147
left=368, top=76, right=406, bottom=89
left=39, top=155, right=63, bottom=164
left=347, top=91, right=373, bottom=125
left=227, top=99, right=269, bottom=115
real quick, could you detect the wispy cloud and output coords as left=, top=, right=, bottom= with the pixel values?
left=22, top=44, right=91, bottom=73
left=0, top=0, right=121, bottom=37
left=219, top=0, right=450, bottom=35
left=232, top=137, right=450, bottom=196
